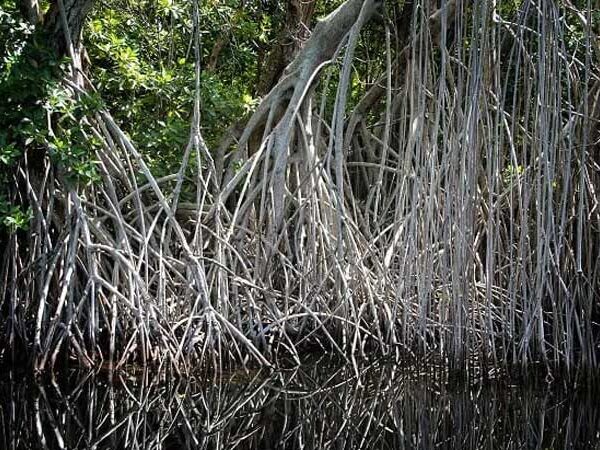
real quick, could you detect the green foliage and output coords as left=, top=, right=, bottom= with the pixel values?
left=84, top=0, right=271, bottom=175
left=0, top=199, right=32, bottom=231
left=0, top=2, right=102, bottom=232
left=0, top=0, right=288, bottom=230
left=0, top=2, right=35, bottom=77
left=80, top=0, right=361, bottom=177
left=0, top=138, right=20, bottom=166
left=502, top=164, right=524, bottom=185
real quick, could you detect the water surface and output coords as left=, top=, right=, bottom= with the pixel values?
left=1, top=360, right=599, bottom=449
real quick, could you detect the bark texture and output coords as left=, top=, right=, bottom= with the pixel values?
left=43, top=0, right=94, bottom=56
left=256, top=0, right=317, bottom=95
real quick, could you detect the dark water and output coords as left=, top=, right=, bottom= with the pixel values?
left=1, top=360, right=600, bottom=449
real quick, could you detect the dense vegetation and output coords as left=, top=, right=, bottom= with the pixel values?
left=0, top=0, right=598, bottom=373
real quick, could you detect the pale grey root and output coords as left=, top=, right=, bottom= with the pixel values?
left=2, top=0, right=599, bottom=373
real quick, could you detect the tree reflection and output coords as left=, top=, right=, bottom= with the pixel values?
left=1, top=362, right=599, bottom=449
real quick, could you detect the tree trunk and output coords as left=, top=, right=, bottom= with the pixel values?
left=41, top=0, right=94, bottom=57
left=18, top=0, right=41, bottom=25
left=256, top=0, right=317, bottom=96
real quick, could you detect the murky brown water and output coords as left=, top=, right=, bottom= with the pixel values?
left=1, top=359, right=599, bottom=449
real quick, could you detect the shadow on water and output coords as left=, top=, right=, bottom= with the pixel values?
left=1, top=360, right=600, bottom=449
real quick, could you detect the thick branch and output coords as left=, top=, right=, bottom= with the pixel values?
left=239, top=0, right=381, bottom=154
left=257, top=0, right=317, bottom=95
left=222, top=0, right=380, bottom=190
left=285, top=0, right=380, bottom=76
